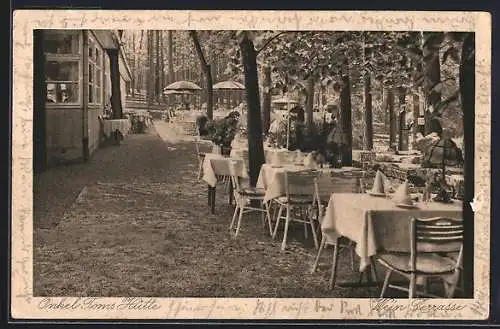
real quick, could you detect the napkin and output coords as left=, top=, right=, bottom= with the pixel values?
left=370, top=170, right=387, bottom=195
left=392, top=180, right=414, bottom=205
left=303, top=153, right=318, bottom=169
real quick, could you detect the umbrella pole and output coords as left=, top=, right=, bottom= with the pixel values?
left=286, top=100, right=290, bottom=149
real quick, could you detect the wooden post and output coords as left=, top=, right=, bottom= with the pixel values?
left=388, top=88, right=396, bottom=151
left=108, top=48, right=123, bottom=119
left=82, top=30, right=90, bottom=161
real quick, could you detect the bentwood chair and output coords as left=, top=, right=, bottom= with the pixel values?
left=376, top=216, right=463, bottom=298
left=272, top=170, right=320, bottom=251
left=228, top=160, right=272, bottom=237
left=310, top=170, right=366, bottom=289
left=194, top=134, right=208, bottom=181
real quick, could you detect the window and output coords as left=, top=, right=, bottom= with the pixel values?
left=44, top=30, right=81, bottom=104
left=88, top=35, right=103, bottom=104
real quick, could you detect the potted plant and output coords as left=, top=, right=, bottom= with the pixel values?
left=209, top=114, right=239, bottom=156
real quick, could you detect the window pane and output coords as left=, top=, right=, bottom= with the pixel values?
left=95, top=86, right=102, bottom=104
left=46, top=82, right=79, bottom=103
left=45, top=60, right=79, bottom=81
left=88, top=63, right=93, bottom=83
left=95, top=68, right=101, bottom=87
left=44, top=31, right=80, bottom=54
left=88, top=39, right=94, bottom=59
left=96, top=48, right=101, bottom=67
left=88, top=84, right=93, bottom=103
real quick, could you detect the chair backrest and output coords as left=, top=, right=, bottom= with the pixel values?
left=315, top=171, right=366, bottom=204
left=284, top=170, right=319, bottom=201
left=229, top=159, right=245, bottom=192
left=410, top=216, right=463, bottom=272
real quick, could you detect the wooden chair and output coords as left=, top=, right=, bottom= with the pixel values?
left=272, top=170, right=320, bottom=251
left=376, top=216, right=463, bottom=298
left=228, top=160, right=272, bottom=237
left=310, top=170, right=366, bottom=289
left=194, top=135, right=207, bottom=181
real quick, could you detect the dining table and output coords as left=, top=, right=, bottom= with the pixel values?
left=201, top=152, right=247, bottom=214
left=102, top=119, right=131, bottom=140
left=256, top=164, right=363, bottom=202
left=320, top=192, right=463, bottom=286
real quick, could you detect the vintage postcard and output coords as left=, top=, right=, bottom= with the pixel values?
left=11, top=10, right=491, bottom=320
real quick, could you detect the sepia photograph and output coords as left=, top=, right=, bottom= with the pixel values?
left=11, top=10, right=491, bottom=320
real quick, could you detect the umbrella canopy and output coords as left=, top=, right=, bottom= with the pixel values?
left=164, top=81, right=202, bottom=91
left=213, top=80, right=245, bottom=90
left=163, top=89, right=193, bottom=95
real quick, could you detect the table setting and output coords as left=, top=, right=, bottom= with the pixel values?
left=321, top=169, right=463, bottom=275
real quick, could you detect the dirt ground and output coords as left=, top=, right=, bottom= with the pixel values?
left=33, top=121, right=392, bottom=298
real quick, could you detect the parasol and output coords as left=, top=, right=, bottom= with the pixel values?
left=163, top=89, right=194, bottom=95
left=164, top=80, right=202, bottom=91
left=213, top=80, right=245, bottom=90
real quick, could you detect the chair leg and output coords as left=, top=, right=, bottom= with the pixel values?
left=328, top=241, right=339, bottom=290
left=272, top=205, right=283, bottom=239
left=311, top=236, right=326, bottom=273
left=230, top=205, right=239, bottom=231
left=409, top=273, right=417, bottom=299
left=264, top=202, right=273, bottom=236
left=281, top=206, right=291, bottom=251
left=234, top=206, right=245, bottom=237
left=197, top=162, right=203, bottom=180
left=309, top=216, right=319, bottom=249
left=380, top=270, right=393, bottom=298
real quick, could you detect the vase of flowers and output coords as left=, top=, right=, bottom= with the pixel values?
left=208, top=112, right=239, bottom=156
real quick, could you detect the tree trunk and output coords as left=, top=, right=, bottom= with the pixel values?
left=387, top=88, right=396, bottom=150
left=459, top=32, right=474, bottom=298
left=339, top=73, right=352, bottom=166
left=363, top=74, right=373, bottom=150
left=305, top=75, right=315, bottom=131
left=155, top=30, right=160, bottom=102
left=108, top=48, right=123, bottom=119
left=422, top=32, right=442, bottom=134
left=131, top=33, right=136, bottom=97
left=167, top=31, right=174, bottom=85
left=398, top=87, right=408, bottom=151
left=189, top=31, right=213, bottom=119
left=412, top=93, right=420, bottom=141
left=382, top=87, right=388, bottom=133
left=159, top=31, right=165, bottom=103
left=34, top=30, right=47, bottom=173
left=261, top=65, right=272, bottom=134
left=147, top=30, right=154, bottom=107
left=240, top=33, right=265, bottom=187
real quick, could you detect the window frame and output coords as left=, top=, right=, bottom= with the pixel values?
left=88, top=34, right=104, bottom=106
left=44, top=30, right=83, bottom=107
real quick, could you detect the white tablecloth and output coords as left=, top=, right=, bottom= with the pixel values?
left=103, top=119, right=131, bottom=138
left=256, top=164, right=362, bottom=202
left=202, top=153, right=247, bottom=187
left=321, top=193, right=463, bottom=271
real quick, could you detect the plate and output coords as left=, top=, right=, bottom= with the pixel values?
left=396, top=203, right=418, bottom=209
left=368, top=191, right=386, bottom=197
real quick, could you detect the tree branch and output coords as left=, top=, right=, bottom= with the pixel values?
left=189, top=30, right=209, bottom=71
left=256, top=32, right=287, bottom=55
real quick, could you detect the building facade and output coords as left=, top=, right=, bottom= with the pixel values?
left=34, top=29, right=132, bottom=172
